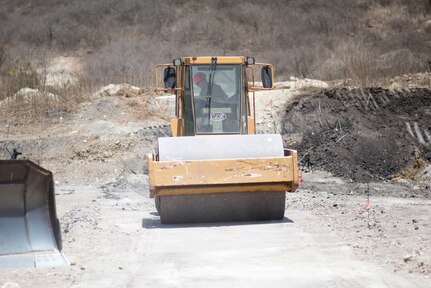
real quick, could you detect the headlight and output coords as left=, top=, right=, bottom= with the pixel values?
left=173, top=58, right=182, bottom=66
left=246, top=56, right=255, bottom=65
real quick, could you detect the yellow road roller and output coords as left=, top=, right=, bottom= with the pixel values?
left=148, top=56, right=298, bottom=224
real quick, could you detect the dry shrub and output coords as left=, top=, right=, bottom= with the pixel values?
left=392, top=148, right=429, bottom=181
left=84, top=36, right=170, bottom=87
left=341, top=44, right=383, bottom=86
left=0, top=0, right=430, bottom=90
left=0, top=79, right=94, bottom=124
left=334, top=44, right=427, bottom=86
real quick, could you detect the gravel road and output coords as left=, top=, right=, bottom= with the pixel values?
left=1, top=172, right=430, bottom=287
left=1, top=82, right=430, bottom=287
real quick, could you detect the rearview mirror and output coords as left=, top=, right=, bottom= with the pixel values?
left=164, top=67, right=176, bottom=89
left=261, top=66, right=272, bottom=88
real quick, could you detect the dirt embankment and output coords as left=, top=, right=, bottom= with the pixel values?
left=0, top=86, right=171, bottom=184
left=283, top=88, right=431, bottom=183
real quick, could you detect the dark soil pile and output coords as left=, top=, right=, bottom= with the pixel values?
left=283, top=88, right=431, bottom=182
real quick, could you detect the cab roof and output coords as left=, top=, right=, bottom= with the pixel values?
left=182, top=56, right=247, bottom=65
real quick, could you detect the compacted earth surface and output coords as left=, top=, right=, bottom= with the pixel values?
left=0, top=80, right=430, bottom=287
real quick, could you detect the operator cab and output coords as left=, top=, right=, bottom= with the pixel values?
left=189, top=64, right=244, bottom=135
left=157, top=56, right=273, bottom=136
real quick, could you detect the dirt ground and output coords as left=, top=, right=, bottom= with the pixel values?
left=0, top=79, right=430, bottom=287
left=283, top=87, right=431, bottom=182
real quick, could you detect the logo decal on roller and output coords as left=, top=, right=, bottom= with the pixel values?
left=211, top=112, right=227, bottom=121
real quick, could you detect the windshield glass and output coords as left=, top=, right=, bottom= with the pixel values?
left=192, top=65, right=240, bottom=134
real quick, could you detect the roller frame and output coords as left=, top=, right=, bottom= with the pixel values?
left=147, top=136, right=298, bottom=224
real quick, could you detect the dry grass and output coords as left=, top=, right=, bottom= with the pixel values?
left=0, top=0, right=430, bottom=114
left=392, top=148, right=429, bottom=181
left=0, top=75, right=97, bottom=127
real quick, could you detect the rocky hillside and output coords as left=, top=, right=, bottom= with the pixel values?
left=0, top=0, right=430, bottom=98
